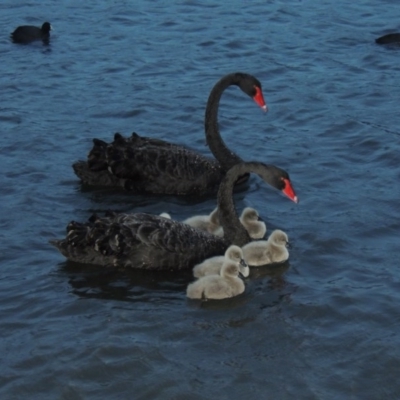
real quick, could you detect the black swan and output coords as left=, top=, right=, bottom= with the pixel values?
left=375, top=33, right=400, bottom=45
left=11, top=22, right=52, bottom=44
left=50, top=161, right=297, bottom=270
left=73, top=72, right=267, bottom=196
left=242, top=229, right=289, bottom=266
left=192, top=245, right=249, bottom=278
left=186, top=258, right=245, bottom=300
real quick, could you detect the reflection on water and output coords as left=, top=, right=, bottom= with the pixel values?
left=60, top=260, right=291, bottom=306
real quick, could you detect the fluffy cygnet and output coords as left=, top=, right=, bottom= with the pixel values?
left=186, top=259, right=245, bottom=300
left=242, top=229, right=289, bottom=266
left=213, top=207, right=266, bottom=239
left=182, top=207, right=220, bottom=234
left=192, top=245, right=249, bottom=278
left=240, top=207, right=266, bottom=239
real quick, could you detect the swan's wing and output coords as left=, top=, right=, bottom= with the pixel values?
left=106, top=140, right=221, bottom=194
left=129, top=213, right=223, bottom=254
left=75, top=132, right=221, bottom=195
left=51, top=212, right=227, bottom=270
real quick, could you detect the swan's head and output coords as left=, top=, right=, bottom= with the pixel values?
left=270, top=230, right=289, bottom=246
left=236, top=73, right=268, bottom=112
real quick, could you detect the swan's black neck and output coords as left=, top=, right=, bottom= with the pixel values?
left=217, top=163, right=252, bottom=247
left=217, top=161, right=286, bottom=247
left=205, top=73, right=245, bottom=171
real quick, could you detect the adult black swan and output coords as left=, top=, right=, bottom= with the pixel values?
left=51, top=162, right=298, bottom=270
left=73, top=72, right=267, bottom=196
left=11, top=22, right=52, bottom=44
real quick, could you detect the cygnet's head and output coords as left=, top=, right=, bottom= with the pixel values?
left=225, top=245, right=243, bottom=263
left=225, top=245, right=249, bottom=277
left=209, top=207, right=220, bottom=225
left=270, top=230, right=289, bottom=246
left=241, top=207, right=259, bottom=222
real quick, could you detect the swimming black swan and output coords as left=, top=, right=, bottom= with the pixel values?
left=192, top=244, right=249, bottom=278
left=242, top=229, right=289, bottom=266
left=375, top=33, right=400, bottom=45
left=50, top=162, right=297, bottom=270
left=73, top=72, right=267, bottom=196
left=186, top=258, right=245, bottom=300
left=11, top=22, right=52, bottom=44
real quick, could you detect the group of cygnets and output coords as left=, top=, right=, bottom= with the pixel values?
left=160, top=207, right=289, bottom=300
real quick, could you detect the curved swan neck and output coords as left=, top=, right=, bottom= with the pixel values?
left=205, top=73, right=244, bottom=171
left=217, top=162, right=293, bottom=247
left=217, top=163, right=252, bottom=247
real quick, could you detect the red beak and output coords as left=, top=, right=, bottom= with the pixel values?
left=282, top=178, right=298, bottom=203
left=253, top=86, right=268, bottom=112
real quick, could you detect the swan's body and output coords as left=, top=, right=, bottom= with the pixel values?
left=242, top=230, right=289, bottom=266
left=50, top=162, right=297, bottom=270
left=193, top=245, right=249, bottom=278
left=73, top=72, right=267, bottom=196
left=213, top=207, right=266, bottom=239
left=186, top=260, right=245, bottom=300
left=182, top=207, right=220, bottom=234
left=375, top=33, right=400, bottom=45
left=11, top=22, right=51, bottom=44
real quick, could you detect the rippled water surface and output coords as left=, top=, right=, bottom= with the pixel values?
left=1, top=1, right=400, bottom=398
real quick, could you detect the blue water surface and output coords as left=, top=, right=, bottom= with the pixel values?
left=1, top=1, right=400, bottom=399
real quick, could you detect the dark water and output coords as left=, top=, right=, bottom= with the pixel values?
left=1, top=1, right=400, bottom=398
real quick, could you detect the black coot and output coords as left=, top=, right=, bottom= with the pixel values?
left=11, top=22, right=52, bottom=44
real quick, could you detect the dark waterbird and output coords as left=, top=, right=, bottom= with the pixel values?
left=10, top=22, right=52, bottom=44
left=73, top=72, right=267, bottom=196
left=375, top=33, right=400, bottom=45
left=51, top=162, right=298, bottom=271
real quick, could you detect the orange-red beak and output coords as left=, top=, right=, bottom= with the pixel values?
left=253, top=86, right=268, bottom=112
left=282, top=178, right=298, bottom=203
